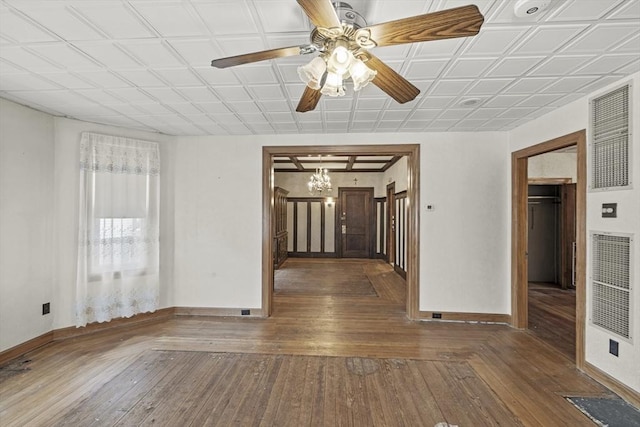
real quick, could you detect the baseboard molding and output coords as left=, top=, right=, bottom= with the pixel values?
left=419, top=311, right=511, bottom=324
left=174, top=307, right=264, bottom=317
left=1, top=306, right=267, bottom=365
left=0, top=331, right=54, bottom=366
left=583, top=361, right=640, bottom=408
left=288, top=252, right=337, bottom=258
left=53, top=308, right=176, bottom=341
left=394, top=265, right=407, bottom=279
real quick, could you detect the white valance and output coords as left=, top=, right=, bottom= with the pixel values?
left=79, top=132, right=160, bottom=176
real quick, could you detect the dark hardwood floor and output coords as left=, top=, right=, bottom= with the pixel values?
left=0, top=260, right=609, bottom=426
left=528, top=282, right=576, bottom=361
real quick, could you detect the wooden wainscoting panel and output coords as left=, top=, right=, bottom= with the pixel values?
left=287, top=197, right=336, bottom=258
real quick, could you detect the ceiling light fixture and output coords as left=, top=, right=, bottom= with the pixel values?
left=298, top=39, right=377, bottom=97
left=308, top=161, right=332, bottom=195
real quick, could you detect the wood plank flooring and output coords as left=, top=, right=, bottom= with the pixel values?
left=0, top=259, right=612, bottom=426
left=528, top=282, right=576, bottom=361
left=275, top=259, right=378, bottom=297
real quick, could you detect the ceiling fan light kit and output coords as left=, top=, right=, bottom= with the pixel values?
left=298, top=37, right=378, bottom=97
left=211, top=0, right=484, bottom=112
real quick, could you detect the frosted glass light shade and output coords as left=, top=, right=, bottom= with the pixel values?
left=298, top=56, right=326, bottom=90
left=350, top=59, right=377, bottom=91
left=327, top=46, right=353, bottom=76
left=320, top=72, right=345, bottom=97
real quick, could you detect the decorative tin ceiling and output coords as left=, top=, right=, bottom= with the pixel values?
left=1, top=0, right=639, bottom=136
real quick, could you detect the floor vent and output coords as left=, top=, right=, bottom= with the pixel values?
left=591, top=233, right=632, bottom=340
left=590, top=83, right=631, bottom=190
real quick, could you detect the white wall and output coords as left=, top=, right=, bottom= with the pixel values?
left=52, top=117, right=175, bottom=329
left=383, top=156, right=408, bottom=194
left=421, top=133, right=511, bottom=313
left=0, top=99, right=55, bottom=352
left=528, top=152, right=577, bottom=182
left=173, top=132, right=511, bottom=315
left=173, top=138, right=263, bottom=309
left=509, top=71, right=640, bottom=392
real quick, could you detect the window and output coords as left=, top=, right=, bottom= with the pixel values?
left=76, top=132, right=160, bottom=326
left=93, top=217, right=146, bottom=276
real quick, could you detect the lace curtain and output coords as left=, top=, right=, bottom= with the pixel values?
left=76, top=132, right=160, bottom=327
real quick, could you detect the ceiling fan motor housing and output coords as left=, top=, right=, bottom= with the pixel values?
left=311, top=3, right=367, bottom=50
left=332, top=2, right=367, bottom=30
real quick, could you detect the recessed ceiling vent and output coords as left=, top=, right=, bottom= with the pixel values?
left=514, top=0, right=551, bottom=18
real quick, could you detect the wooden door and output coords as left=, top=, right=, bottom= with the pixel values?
left=338, top=188, right=374, bottom=258
left=561, top=183, right=577, bottom=289
left=386, top=183, right=395, bottom=264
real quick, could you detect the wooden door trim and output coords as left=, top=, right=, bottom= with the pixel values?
left=528, top=177, right=572, bottom=185
left=511, top=130, right=586, bottom=369
left=386, top=182, right=395, bottom=264
left=263, top=144, right=420, bottom=319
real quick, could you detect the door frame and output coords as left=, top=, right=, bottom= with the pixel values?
left=262, top=144, right=420, bottom=319
left=386, top=182, right=396, bottom=264
left=336, top=187, right=375, bottom=258
left=511, top=130, right=586, bottom=368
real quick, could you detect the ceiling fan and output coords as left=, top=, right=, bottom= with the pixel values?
left=211, top=0, right=484, bottom=113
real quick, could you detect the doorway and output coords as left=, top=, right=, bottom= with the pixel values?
left=511, top=130, right=586, bottom=368
left=527, top=179, right=577, bottom=360
left=262, top=144, right=420, bottom=319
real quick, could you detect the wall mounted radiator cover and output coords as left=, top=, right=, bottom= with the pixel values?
left=590, top=83, right=632, bottom=191
left=591, top=232, right=633, bottom=340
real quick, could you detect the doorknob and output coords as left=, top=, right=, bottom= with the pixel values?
left=342, top=224, right=347, bottom=234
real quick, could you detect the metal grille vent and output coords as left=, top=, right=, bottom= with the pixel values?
left=591, top=233, right=632, bottom=339
left=590, top=84, right=631, bottom=190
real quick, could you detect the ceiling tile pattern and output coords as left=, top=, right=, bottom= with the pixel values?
left=0, top=0, right=639, bottom=136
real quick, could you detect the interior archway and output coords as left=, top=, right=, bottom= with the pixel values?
left=262, top=144, right=420, bottom=318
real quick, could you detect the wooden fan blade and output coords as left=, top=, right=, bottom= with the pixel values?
left=297, top=0, right=341, bottom=29
left=363, top=53, right=420, bottom=104
left=211, top=46, right=302, bottom=68
left=296, top=86, right=322, bottom=112
left=363, top=5, right=484, bottom=47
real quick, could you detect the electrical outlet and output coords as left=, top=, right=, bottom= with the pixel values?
left=602, top=203, right=617, bottom=218
left=241, top=309, right=250, bottom=316
left=609, top=339, right=619, bottom=357
left=42, top=302, right=50, bottom=315
left=432, top=312, right=442, bottom=319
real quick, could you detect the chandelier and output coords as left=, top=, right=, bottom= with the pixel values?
left=308, top=166, right=332, bottom=195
